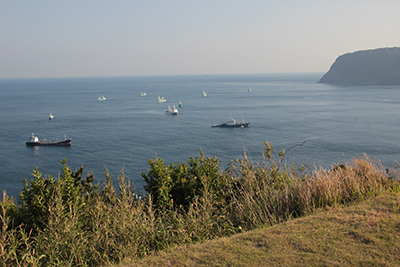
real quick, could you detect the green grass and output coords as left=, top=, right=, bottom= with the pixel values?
left=124, top=192, right=400, bottom=267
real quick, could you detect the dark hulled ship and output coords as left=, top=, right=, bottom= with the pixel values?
left=26, top=133, right=71, bottom=146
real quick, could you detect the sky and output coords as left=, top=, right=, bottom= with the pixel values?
left=1, top=0, right=400, bottom=79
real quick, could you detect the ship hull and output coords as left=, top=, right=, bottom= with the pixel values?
left=26, top=139, right=72, bottom=146
left=212, top=123, right=250, bottom=128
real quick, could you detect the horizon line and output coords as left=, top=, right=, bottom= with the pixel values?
left=0, top=72, right=325, bottom=80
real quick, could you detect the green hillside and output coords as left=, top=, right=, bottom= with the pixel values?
left=319, top=47, right=400, bottom=85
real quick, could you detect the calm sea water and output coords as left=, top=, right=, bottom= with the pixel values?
left=1, top=73, right=400, bottom=199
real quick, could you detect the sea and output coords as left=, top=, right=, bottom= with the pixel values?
left=1, top=73, right=400, bottom=199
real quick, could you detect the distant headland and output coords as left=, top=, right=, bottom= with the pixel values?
left=319, top=47, right=400, bottom=85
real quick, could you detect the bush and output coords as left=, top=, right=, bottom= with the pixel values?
left=141, top=150, right=220, bottom=210
left=18, top=159, right=95, bottom=232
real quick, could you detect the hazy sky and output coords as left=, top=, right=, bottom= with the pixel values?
left=1, top=1, right=399, bottom=78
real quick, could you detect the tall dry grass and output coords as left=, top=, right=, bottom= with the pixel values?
left=1, top=151, right=399, bottom=266
left=293, top=154, right=398, bottom=214
left=224, top=153, right=399, bottom=231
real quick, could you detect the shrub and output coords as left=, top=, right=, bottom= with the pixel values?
left=141, top=150, right=220, bottom=210
left=18, top=159, right=95, bottom=232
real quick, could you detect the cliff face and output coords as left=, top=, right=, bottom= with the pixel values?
left=319, top=47, right=400, bottom=85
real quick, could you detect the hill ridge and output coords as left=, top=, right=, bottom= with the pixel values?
left=319, top=47, right=400, bottom=85
left=128, top=193, right=400, bottom=266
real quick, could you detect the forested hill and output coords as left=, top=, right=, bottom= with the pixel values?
left=319, top=47, right=400, bottom=85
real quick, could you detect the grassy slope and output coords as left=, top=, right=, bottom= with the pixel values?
left=121, top=193, right=400, bottom=267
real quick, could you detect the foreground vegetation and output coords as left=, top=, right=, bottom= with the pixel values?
left=1, top=141, right=399, bottom=266
left=130, top=192, right=400, bottom=266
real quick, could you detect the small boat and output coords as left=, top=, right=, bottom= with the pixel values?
left=178, top=100, right=182, bottom=107
left=248, top=86, right=252, bottom=92
left=98, top=96, right=106, bottom=101
left=49, top=113, right=54, bottom=120
left=212, top=117, right=250, bottom=128
left=166, top=105, right=179, bottom=115
left=26, top=133, right=71, bottom=146
left=202, top=91, right=207, bottom=97
left=141, top=92, right=147, bottom=96
left=157, top=96, right=166, bottom=103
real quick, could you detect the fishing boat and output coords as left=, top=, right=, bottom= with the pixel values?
left=26, top=133, right=71, bottom=146
left=248, top=86, right=252, bottom=92
left=98, top=96, right=106, bottom=101
left=212, top=117, right=250, bottom=128
left=178, top=100, right=182, bottom=107
left=202, top=91, right=207, bottom=97
left=157, top=96, right=166, bottom=103
left=49, top=113, right=54, bottom=120
left=166, top=105, right=179, bottom=115
left=141, top=92, right=147, bottom=96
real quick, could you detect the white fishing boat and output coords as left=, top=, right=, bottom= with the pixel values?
left=157, top=96, right=166, bottom=103
left=178, top=100, right=182, bottom=107
left=49, top=113, right=54, bottom=120
left=141, top=92, right=147, bottom=96
left=166, top=105, right=179, bottom=115
left=202, top=91, right=207, bottom=97
left=248, top=86, right=252, bottom=92
left=98, top=96, right=106, bottom=101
